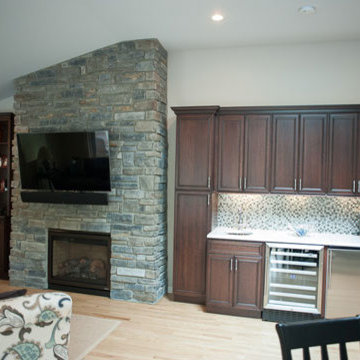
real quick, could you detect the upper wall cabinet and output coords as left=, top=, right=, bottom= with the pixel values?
left=271, top=114, right=299, bottom=193
left=356, top=118, right=360, bottom=195
left=327, top=113, right=357, bottom=195
left=298, top=114, right=328, bottom=194
left=271, top=112, right=328, bottom=195
left=217, top=114, right=244, bottom=192
left=217, top=106, right=360, bottom=196
left=217, top=112, right=271, bottom=193
left=173, top=107, right=219, bottom=191
left=243, top=115, right=271, bottom=193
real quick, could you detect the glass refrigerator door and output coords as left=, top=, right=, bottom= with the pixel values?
left=264, top=243, right=324, bottom=314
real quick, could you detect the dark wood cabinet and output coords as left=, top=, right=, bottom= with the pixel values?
left=206, top=239, right=265, bottom=318
left=0, top=217, right=9, bottom=279
left=356, top=116, right=360, bottom=195
left=172, top=106, right=218, bottom=304
left=298, top=114, right=328, bottom=194
left=172, top=104, right=360, bottom=309
left=233, top=255, right=264, bottom=314
left=327, top=113, right=357, bottom=195
left=0, top=113, right=13, bottom=279
left=173, top=192, right=211, bottom=303
left=271, top=112, right=328, bottom=194
left=217, top=113, right=270, bottom=193
left=271, top=114, right=299, bottom=193
left=217, top=114, right=244, bottom=192
left=243, top=115, right=271, bottom=193
left=206, top=254, right=233, bottom=310
left=174, top=107, right=218, bottom=191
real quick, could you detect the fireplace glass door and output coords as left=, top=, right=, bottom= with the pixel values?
left=48, top=229, right=110, bottom=293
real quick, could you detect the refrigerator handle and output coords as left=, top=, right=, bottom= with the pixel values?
left=327, top=249, right=332, bottom=289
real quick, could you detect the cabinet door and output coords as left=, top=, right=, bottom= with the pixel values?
left=173, top=192, right=211, bottom=303
left=206, top=254, right=233, bottom=309
left=243, top=115, right=271, bottom=193
left=328, top=113, right=357, bottom=195
left=217, top=115, right=244, bottom=192
left=271, top=114, right=299, bottom=193
left=298, top=114, right=327, bottom=194
left=356, top=116, right=360, bottom=195
left=233, top=255, right=264, bottom=318
left=176, top=113, right=214, bottom=190
left=0, top=217, right=8, bottom=279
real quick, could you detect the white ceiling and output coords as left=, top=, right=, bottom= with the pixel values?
left=1, top=0, right=360, bottom=100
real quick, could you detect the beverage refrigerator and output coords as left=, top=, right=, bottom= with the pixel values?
left=263, top=243, right=324, bottom=321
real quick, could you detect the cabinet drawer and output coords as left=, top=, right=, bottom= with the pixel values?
left=208, top=239, right=264, bottom=256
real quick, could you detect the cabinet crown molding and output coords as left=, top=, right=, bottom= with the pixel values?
left=171, top=106, right=220, bottom=115
left=219, top=104, right=360, bottom=115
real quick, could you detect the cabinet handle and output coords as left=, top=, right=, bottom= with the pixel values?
left=207, top=194, right=210, bottom=206
left=235, top=258, right=238, bottom=271
left=358, top=180, right=360, bottom=193
left=327, top=250, right=332, bottom=289
left=230, top=258, right=233, bottom=272
left=239, top=177, right=242, bottom=191
left=294, top=178, right=297, bottom=190
left=353, top=180, right=356, bottom=193
left=244, top=177, right=247, bottom=190
left=207, top=176, right=211, bottom=189
left=299, top=178, right=302, bottom=191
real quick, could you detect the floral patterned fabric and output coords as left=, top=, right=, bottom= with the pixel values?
left=0, top=292, right=72, bottom=360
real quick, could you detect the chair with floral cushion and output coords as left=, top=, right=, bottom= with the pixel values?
left=0, top=291, right=72, bottom=360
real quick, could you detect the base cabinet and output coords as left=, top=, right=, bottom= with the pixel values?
left=206, top=239, right=265, bottom=318
left=0, top=216, right=9, bottom=279
left=206, top=254, right=233, bottom=310
left=173, top=192, right=212, bottom=303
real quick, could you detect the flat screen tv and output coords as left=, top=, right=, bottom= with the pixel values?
left=17, top=131, right=111, bottom=192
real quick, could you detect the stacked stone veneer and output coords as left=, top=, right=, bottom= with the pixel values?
left=10, top=39, right=167, bottom=303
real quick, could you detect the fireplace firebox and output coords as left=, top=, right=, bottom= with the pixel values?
left=48, top=229, right=111, bottom=296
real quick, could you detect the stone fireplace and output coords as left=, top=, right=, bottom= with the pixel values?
left=10, top=38, right=167, bottom=303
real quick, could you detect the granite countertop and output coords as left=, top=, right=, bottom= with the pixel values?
left=207, top=227, right=360, bottom=248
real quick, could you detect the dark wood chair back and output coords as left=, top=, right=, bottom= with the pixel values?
left=276, top=315, right=360, bottom=360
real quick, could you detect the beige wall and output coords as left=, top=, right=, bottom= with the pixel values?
left=167, top=40, right=360, bottom=292
left=0, top=96, right=14, bottom=112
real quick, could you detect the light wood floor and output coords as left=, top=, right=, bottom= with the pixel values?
left=1, top=281, right=358, bottom=359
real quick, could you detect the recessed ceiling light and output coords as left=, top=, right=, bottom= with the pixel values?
left=211, top=13, right=224, bottom=22
left=298, top=5, right=317, bottom=15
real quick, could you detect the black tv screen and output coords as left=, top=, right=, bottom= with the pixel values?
left=17, top=131, right=111, bottom=192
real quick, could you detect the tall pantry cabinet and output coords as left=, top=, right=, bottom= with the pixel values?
left=172, top=106, right=219, bottom=303
left=0, top=113, right=13, bottom=279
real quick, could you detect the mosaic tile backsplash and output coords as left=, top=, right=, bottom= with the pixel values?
left=218, top=194, right=360, bottom=234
